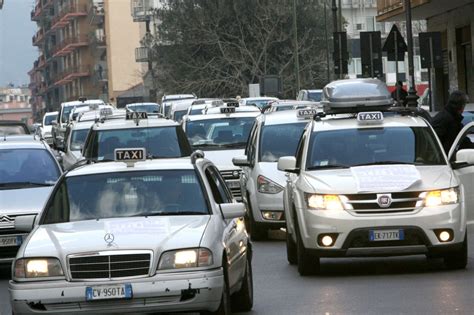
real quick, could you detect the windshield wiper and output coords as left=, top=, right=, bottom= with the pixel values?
left=221, top=142, right=246, bottom=149
left=0, top=181, right=54, bottom=189
left=307, top=164, right=349, bottom=170
left=131, top=211, right=206, bottom=217
left=353, top=161, right=420, bottom=167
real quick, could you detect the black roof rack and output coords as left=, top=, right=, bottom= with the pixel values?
left=313, top=106, right=428, bottom=121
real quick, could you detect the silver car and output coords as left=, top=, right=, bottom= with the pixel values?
left=10, top=150, right=253, bottom=314
left=0, top=135, right=62, bottom=263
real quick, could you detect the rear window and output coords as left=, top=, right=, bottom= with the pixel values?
left=83, top=126, right=192, bottom=161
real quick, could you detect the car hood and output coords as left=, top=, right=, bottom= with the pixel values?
left=204, top=149, right=244, bottom=169
left=258, top=162, right=287, bottom=186
left=0, top=186, right=53, bottom=215
left=301, top=165, right=455, bottom=194
left=23, top=216, right=211, bottom=259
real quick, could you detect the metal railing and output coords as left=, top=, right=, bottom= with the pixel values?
left=131, top=0, right=155, bottom=22
left=135, top=47, right=149, bottom=62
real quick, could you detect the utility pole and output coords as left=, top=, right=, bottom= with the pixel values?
left=338, top=0, right=342, bottom=31
left=404, top=0, right=418, bottom=106
left=324, top=1, right=331, bottom=83
left=332, top=0, right=338, bottom=33
left=293, top=0, right=301, bottom=92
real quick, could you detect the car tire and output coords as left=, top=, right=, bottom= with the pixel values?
left=201, top=262, right=231, bottom=315
left=296, top=221, right=319, bottom=276
left=231, top=256, right=253, bottom=312
left=444, top=235, right=468, bottom=270
left=286, top=225, right=298, bottom=265
left=245, top=192, right=267, bottom=241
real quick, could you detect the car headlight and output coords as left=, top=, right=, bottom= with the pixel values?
left=14, top=258, right=64, bottom=279
left=158, top=248, right=213, bottom=270
left=306, top=193, right=344, bottom=211
left=257, top=175, right=283, bottom=194
left=423, top=187, right=459, bottom=207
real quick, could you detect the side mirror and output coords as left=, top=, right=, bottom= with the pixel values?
left=232, top=155, right=250, bottom=167
left=15, top=215, right=37, bottom=232
left=56, top=139, right=65, bottom=152
left=455, top=149, right=474, bottom=166
left=277, top=156, right=298, bottom=173
left=220, top=203, right=245, bottom=219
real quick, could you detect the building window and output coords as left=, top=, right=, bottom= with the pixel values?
left=356, top=23, right=364, bottom=31
left=366, top=17, right=375, bottom=32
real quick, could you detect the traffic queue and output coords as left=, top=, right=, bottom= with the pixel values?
left=1, top=78, right=473, bottom=314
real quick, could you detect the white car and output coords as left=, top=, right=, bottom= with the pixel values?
left=265, top=100, right=320, bottom=113
left=125, top=102, right=161, bottom=114
left=279, top=79, right=472, bottom=275
left=239, top=97, right=279, bottom=111
left=52, top=99, right=106, bottom=149
left=9, top=150, right=253, bottom=314
left=41, top=111, right=58, bottom=145
left=233, top=109, right=316, bottom=240
left=161, top=94, right=196, bottom=118
left=61, top=120, right=93, bottom=170
left=0, top=135, right=62, bottom=263
left=297, top=89, right=323, bottom=102
left=182, top=105, right=261, bottom=200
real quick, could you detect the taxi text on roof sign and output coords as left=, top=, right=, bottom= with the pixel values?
left=126, top=111, right=148, bottom=120
left=115, top=148, right=146, bottom=162
left=357, top=111, right=384, bottom=124
left=221, top=107, right=236, bottom=114
left=297, top=108, right=318, bottom=119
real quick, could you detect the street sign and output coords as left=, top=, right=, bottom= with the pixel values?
left=383, top=25, right=407, bottom=62
left=360, top=31, right=383, bottom=79
left=333, top=32, right=348, bottom=76
left=419, top=32, right=443, bottom=68
left=260, top=75, right=282, bottom=97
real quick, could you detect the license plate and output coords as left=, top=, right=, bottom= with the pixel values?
left=226, top=181, right=241, bottom=189
left=0, top=235, right=22, bottom=247
left=85, top=284, right=133, bottom=301
left=369, top=229, right=404, bottom=241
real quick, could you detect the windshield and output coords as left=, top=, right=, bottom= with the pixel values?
left=0, top=148, right=60, bottom=189
left=42, top=170, right=209, bottom=224
left=274, top=105, right=294, bottom=112
left=62, top=104, right=91, bottom=123
left=0, top=125, right=27, bottom=135
left=306, top=127, right=446, bottom=170
left=190, top=108, right=205, bottom=115
left=84, top=126, right=192, bottom=160
left=44, top=115, right=57, bottom=126
left=260, top=122, right=307, bottom=162
left=307, top=92, right=322, bottom=102
left=186, top=117, right=256, bottom=150
left=246, top=99, right=272, bottom=109
left=70, top=129, right=89, bottom=151
left=173, top=110, right=187, bottom=122
left=127, top=104, right=161, bottom=113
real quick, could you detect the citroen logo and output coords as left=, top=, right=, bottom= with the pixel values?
left=0, top=215, right=14, bottom=228
left=104, top=233, right=115, bottom=245
left=377, top=194, right=392, bottom=208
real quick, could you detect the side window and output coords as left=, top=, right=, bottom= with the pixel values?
left=450, top=126, right=474, bottom=161
left=295, top=132, right=307, bottom=169
left=245, top=121, right=258, bottom=155
left=205, top=166, right=232, bottom=204
left=247, top=123, right=259, bottom=164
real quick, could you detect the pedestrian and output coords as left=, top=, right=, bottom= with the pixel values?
left=431, top=90, right=470, bottom=153
left=391, top=81, right=408, bottom=106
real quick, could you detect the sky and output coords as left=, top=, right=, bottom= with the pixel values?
left=0, top=0, right=37, bottom=87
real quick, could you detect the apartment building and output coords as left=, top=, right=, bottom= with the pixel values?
left=29, top=0, right=143, bottom=112
left=341, top=0, right=427, bottom=90
left=377, top=0, right=474, bottom=109
left=0, top=87, right=33, bottom=123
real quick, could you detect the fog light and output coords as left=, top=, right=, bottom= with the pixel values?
left=261, top=211, right=283, bottom=221
left=317, top=233, right=338, bottom=247
left=434, top=229, right=453, bottom=242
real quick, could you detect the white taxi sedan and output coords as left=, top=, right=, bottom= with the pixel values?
left=9, top=149, right=253, bottom=314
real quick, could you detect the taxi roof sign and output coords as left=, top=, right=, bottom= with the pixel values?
left=115, top=148, right=146, bottom=166
left=126, top=111, right=148, bottom=120
left=297, top=108, right=318, bottom=119
left=221, top=107, right=236, bottom=114
left=357, top=111, right=384, bottom=124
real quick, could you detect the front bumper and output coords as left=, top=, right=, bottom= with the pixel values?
left=10, top=268, right=223, bottom=314
left=298, top=203, right=466, bottom=257
left=249, top=190, right=285, bottom=228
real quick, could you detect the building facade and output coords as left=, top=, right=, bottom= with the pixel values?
left=0, top=87, right=33, bottom=123
left=29, top=0, right=144, bottom=113
left=377, top=0, right=474, bottom=109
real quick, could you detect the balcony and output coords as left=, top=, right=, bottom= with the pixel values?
left=89, top=0, right=105, bottom=25
left=131, top=0, right=155, bottom=22
left=52, top=35, right=89, bottom=58
left=135, top=47, right=149, bottom=62
left=32, top=28, right=45, bottom=46
left=93, top=66, right=108, bottom=83
left=89, top=29, right=106, bottom=48
left=54, top=65, right=91, bottom=86
left=51, top=3, right=88, bottom=30
left=376, top=0, right=459, bottom=21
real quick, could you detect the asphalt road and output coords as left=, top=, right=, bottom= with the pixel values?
left=2, top=228, right=474, bottom=315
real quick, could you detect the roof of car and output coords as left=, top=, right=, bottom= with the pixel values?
left=60, top=99, right=105, bottom=107
left=67, top=158, right=196, bottom=177
left=126, top=102, right=159, bottom=107
left=261, top=109, right=316, bottom=125
left=311, top=113, right=429, bottom=132
left=271, top=100, right=318, bottom=106
left=70, top=120, right=95, bottom=130
left=91, top=116, right=179, bottom=130
left=185, top=108, right=261, bottom=121
left=43, top=111, right=58, bottom=117
left=0, top=135, right=49, bottom=149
